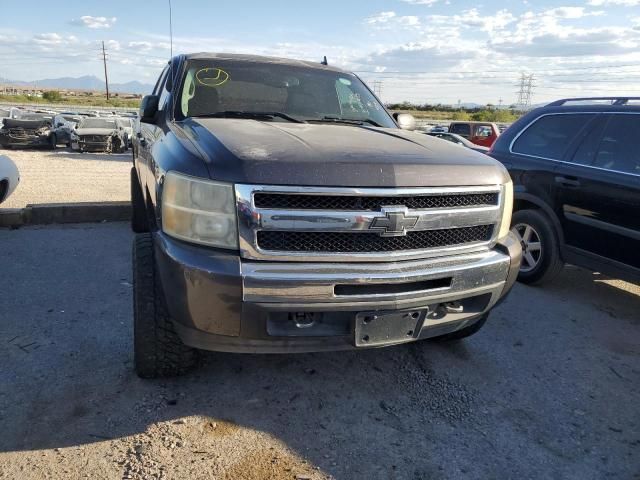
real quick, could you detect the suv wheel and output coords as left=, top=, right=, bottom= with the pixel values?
left=432, top=313, right=489, bottom=342
left=511, top=209, right=563, bottom=285
left=133, top=233, right=198, bottom=378
left=130, top=167, right=149, bottom=233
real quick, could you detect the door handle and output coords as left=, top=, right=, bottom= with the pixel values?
left=555, top=176, right=581, bottom=187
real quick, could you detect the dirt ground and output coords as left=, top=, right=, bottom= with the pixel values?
left=0, top=147, right=130, bottom=209
left=0, top=223, right=639, bottom=479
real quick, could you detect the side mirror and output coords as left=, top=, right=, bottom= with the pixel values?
left=393, top=113, right=416, bottom=131
left=140, top=95, right=159, bottom=124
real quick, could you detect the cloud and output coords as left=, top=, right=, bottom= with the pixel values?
left=487, top=7, right=639, bottom=57
left=491, top=28, right=640, bottom=56
left=365, top=11, right=397, bottom=25
left=127, top=41, right=153, bottom=52
left=364, top=11, right=421, bottom=29
left=400, top=0, right=440, bottom=5
left=357, top=43, right=477, bottom=71
left=70, top=16, right=117, bottom=29
left=588, top=0, right=640, bottom=5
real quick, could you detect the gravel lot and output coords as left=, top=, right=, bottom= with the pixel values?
left=0, top=147, right=130, bottom=209
left=0, top=223, right=639, bottom=480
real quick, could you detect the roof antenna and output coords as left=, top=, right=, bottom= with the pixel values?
left=168, top=0, right=173, bottom=58
left=321, top=56, right=328, bottom=66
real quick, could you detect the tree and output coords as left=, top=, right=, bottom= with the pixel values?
left=42, top=91, right=62, bottom=102
left=451, top=110, right=471, bottom=121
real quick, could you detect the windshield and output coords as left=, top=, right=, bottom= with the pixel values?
left=18, top=113, right=51, bottom=122
left=175, top=59, right=396, bottom=127
left=78, top=118, right=118, bottom=129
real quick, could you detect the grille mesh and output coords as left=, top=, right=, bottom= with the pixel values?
left=257, top=225, right=493, bottom=253
left=254, top=192, right=499, bottom=210
left=80, top=135, right=109, bottom=142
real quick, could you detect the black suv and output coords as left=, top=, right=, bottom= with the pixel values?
left=490, top=97, right=640, bottom=285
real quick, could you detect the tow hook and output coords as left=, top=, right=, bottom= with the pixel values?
left=291, top=312, right=318, bottom=328
left=443, top=302, right=464, bottom=314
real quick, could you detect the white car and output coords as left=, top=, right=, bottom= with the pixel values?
left=0, top=107, right=20, bottom=123
left=0, top=155, right=20, bottom=205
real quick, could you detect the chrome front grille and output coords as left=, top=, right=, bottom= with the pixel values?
left=236, top=184, right=505, bottom=263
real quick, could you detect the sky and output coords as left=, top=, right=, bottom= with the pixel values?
left=1, top=0, right=639, bottom=105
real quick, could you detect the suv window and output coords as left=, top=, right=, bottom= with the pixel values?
left=512, top=114, right=595, bottom=160
left=450, top=123, right=471, bottom=137
left=475, top=125, right=492, bottom=138
left=593, top=114, right=640, bottom=175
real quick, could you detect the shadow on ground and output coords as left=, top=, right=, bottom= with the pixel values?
left=1, top=223, right=638, bottom=479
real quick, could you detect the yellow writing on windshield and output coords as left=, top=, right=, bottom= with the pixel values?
left=195, top=67, right=230, bottom=87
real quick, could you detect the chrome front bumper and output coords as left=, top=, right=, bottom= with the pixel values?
left=155, top=232, right=521, bottom=353
left=242, top=248, right=510, bottom=310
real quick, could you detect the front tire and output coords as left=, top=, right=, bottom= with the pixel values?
left=511, top=209, right=563, bottom=285
left=130, top=167, right=149, bottom=233
left=133, top=233, right=198, bottom=378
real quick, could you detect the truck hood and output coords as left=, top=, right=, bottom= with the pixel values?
left=76, top=128, right=116, bottom=136
left=178, top=118, right=509, bottom=187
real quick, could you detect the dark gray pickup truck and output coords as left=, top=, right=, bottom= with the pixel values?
left=131, top=53, right=521, bottom=378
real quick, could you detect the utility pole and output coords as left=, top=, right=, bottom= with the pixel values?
left=102, top=41, right=110, bottom=101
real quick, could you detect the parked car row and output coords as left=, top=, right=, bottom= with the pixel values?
left=70, top=117, right=130, bottom=153
left=418, top=121, right=504, bottom=154
left=0, top=106, right=136, bottom=153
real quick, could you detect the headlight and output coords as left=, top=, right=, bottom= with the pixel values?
left=497, top=180, right=513, bottom=239
left=161, top=172, right=238, bottom=249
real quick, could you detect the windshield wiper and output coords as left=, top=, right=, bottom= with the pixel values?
left=306, top=116, right=383, bottom=127
left=193, top=111, right=306, bottom=124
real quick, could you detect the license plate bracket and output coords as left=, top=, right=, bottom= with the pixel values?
left=354, top=308, right=427, bottom=347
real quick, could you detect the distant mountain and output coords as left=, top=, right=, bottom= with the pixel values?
left=0, top=75, right=154, bottom=95
left=457, top=102, right=483, bottom=109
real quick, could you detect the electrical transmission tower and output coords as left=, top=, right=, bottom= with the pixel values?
left=373, top=80, right=383, bottom=100
left=516, top=73, right=535, bottom=111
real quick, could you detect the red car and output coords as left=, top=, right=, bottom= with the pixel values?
left=449, top=121, right=500, bottom=148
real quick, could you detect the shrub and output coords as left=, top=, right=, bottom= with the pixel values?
left=42, top=91, right=62, bottom=102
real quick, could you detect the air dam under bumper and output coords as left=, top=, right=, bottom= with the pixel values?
left=154, top=231, right=521, bottom=353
